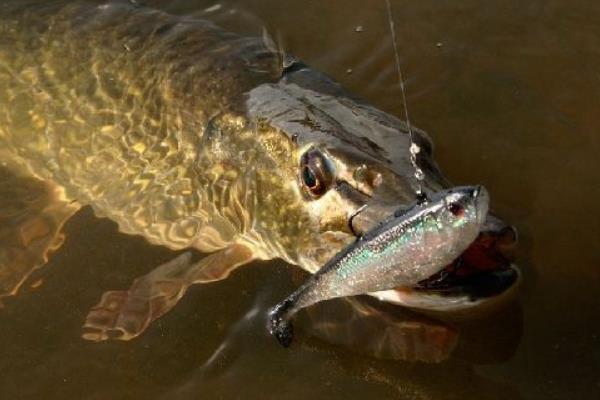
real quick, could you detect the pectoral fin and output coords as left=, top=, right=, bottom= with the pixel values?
left=82, top=243, right=255, bottom=342
left=0, top=165, right=79, bottom=305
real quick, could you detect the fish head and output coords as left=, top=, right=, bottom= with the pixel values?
left=246, top=77, right=443, bottom=265
left=245, top=71, right=518, bottom=312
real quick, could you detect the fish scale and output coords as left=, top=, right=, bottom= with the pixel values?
left=0, top=1, right=282, bottom=252
left=0, top=1, right=516, bottom=344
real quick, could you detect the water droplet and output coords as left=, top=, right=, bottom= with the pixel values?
left=204, top=4, right=222, bottom=13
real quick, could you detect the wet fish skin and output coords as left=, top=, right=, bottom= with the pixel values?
left=268, top=186, right=489, bottom=347
left=0, top=1, right=446, bottom=268
left=0, top=1, right=445, bottom=305
left=0, top=1, right=516, bottom=339
left=0, top=1, right=284, bottom=252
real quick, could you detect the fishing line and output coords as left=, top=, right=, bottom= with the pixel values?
left=384, top=0, right=426, bottom=199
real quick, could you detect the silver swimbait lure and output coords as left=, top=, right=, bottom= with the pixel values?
left=267, top=185, right=489, bottom=346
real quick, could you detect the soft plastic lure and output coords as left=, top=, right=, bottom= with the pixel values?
left=267, top=186, right=489, bottom=347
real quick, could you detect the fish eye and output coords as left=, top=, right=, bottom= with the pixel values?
left=300, top=148, right=333, bottom=198
left=448, top=202, right=465, bottom=217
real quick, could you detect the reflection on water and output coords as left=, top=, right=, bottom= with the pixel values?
left=1, top=0, right=599, bottom=399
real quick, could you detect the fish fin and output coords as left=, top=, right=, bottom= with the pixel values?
left=82, top=244, right=254, bottom=342
left=298, top=297, right=458, bottom=363
left=0, top=164, right=79, bottom=306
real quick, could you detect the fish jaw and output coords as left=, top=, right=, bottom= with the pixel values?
left=371, top=264, right=521, bottom=315
left=384, top=220, right=519, bottom=314
left=352, top=184, right=518, bottom=314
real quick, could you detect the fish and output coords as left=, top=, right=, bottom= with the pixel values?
left=0, top=1, right=517, bottom=343
left=267, top=186, right=489, bottom=346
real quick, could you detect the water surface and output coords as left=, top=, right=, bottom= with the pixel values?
left=0, top=1, right=598, bottom=399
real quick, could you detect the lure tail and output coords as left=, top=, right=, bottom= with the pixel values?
left=267, top=298, right=295, bottom=347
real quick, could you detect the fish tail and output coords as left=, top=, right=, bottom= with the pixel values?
left=267, top=298, right=295, bottom=347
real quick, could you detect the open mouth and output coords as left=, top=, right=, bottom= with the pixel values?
left=352, top=198, right=520, bottom=309
left=415, top=222, right=519, bottom=300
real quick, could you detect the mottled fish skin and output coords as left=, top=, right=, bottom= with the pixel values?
left=0, top=1, right=512, bottom=329
left=0, top=1, right=285, bottom=254
left=268, top=186, right=489, bottom=347
left=0, top=1, right=448, bottom=269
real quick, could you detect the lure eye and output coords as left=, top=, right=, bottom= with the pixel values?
left=448, top=202, right=465, bottom=217
left=300, top=148, right=333, bottom=198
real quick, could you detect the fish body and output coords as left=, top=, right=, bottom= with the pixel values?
left=0, top=1, right=284, bottom=254
left=0, top=1, right=434, bottom=264
left=268, top=186, right=489, bottom=346
left=0, top=1, right=517, bottom=342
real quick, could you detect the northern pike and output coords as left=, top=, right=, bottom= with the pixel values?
left=0, top=1, right=518, bottom=343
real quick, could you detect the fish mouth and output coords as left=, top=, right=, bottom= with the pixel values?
left=349, top=187, right=519, bottom=312
left=371, top=214, right=520, bottom=313
left=415, top=219, right=518, bottom=298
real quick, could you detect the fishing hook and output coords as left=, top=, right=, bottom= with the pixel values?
left=348, top=204, right=368, bottom=238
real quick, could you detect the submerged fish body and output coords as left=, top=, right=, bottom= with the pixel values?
left=0, top=2, right=517, bottom=342
left=268, top=186, right=489, bottom=346
left=0, top=1, right=284, bottom=254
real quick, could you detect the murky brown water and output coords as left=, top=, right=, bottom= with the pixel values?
left=1, top=1, right=599, bottom=399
